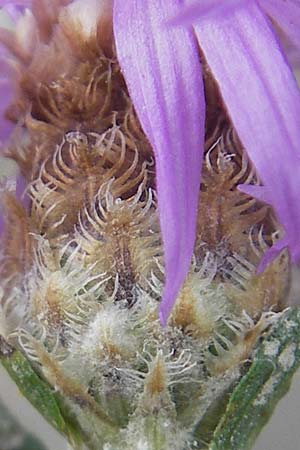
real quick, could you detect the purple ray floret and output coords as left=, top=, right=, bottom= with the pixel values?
left=115, top=0, right=300, bottom=321
left=113, top=0, right=205, bottom=324
left=260, top=0, right=300, bottom=69
left=179, top=1, right=300, bottom=271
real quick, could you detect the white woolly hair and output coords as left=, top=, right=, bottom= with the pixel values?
left=62, top=0, right=112, bottom=39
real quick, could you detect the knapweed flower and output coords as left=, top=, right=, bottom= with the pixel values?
left=0, top=1, right=299, bottom=450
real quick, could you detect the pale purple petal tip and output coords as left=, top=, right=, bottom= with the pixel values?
left=0, top=61, right=14, bottom=142
left=256, top=238, right=288, bottom=274
left=193, top=1, right=300, bottom=270
left=0, top=1, right=30, bottom=21
left=114, top=0, right=205, bottom=324
left=0, top=1, right=30, bottom=7
left=238, top=184, right=271, bottom=205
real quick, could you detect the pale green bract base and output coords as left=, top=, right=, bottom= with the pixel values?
left=1, top=307, right=299, bottom=450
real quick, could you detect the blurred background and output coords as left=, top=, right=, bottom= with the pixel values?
left=0, top=7, right=300, bottom=450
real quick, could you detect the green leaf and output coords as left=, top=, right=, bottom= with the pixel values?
left=0, top=339, right=81, bottom=447
left=191, top=386, right=233, bottom=450
left=209, top=307, right=300, bottom=450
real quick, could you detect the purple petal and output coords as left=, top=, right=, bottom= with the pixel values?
left=260, top=0, right=300, bottom=69
left=168, top=0, right=248, bottom=26
left=238, top=184, right=271, bottom=204
left=192, top=2, right=300, bottom=265
left=113, top=0, right=205, bottom=324
left=0, top=1, right=30, bottom=6
left=0, top=5, right=18, bottom=142
left=0, top=1, right=31, bottom=20
left=257, top=237, right=289, bottom=273
left=0, top=60, right=14, bottom=142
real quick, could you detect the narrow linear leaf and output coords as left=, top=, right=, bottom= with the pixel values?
left=192, top=387, right=233, bottom=450
left=0, top=340, right=73, bottom=442
left=209, top=307, right=300, bottom=450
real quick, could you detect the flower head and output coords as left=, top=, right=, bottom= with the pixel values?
left=0, top=3, right=297, bottom=450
